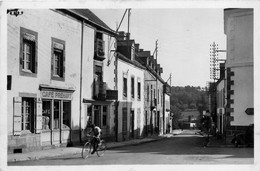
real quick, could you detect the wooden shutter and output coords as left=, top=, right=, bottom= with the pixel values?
left=13, top=97, right=22, bottom=136
left=35, top=98, right=42, bottom=133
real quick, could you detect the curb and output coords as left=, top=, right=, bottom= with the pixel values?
left=8, top=136, right=170, bottom=163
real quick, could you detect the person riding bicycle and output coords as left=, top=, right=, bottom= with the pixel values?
left=88, top=124, right=102, bottom=154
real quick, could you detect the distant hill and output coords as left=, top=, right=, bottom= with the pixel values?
left=170, top=86, right=208, bottom=129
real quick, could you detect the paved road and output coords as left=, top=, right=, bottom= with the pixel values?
left=8, top=130, right=254, bottom=165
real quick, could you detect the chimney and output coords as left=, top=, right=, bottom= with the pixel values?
left=117, top=31, right=125, bottom=40
left=135, top=44, right=140, bottom=52
left=126, top=33, right=130, bottom=40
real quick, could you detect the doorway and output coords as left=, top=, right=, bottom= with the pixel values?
left=130, top=110, right=135, bottom=138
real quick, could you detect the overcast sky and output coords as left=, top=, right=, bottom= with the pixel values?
left=91, top=8, right=227, bottom=87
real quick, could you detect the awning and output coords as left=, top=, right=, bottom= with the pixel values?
left=83, top=98, right=114, bottom=105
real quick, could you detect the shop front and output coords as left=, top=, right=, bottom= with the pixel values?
left=40, top=86, right=74, bottom=146
left=83, top=99, right=115, bottom=141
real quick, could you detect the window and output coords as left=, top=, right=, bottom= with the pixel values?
left=53, top=100, right=60, bottom=129
left=131, top=77, right=134, bottom=99
left=20, top=27, right=38, bottom=76
left=63, top=101, right=71, bottom=129
left=102, top=106, right=107, bottom=126
left=95, top=32, right=105, bottom=60
left=158, top=90, right=160, bottom=104
left=21, top=98, right=35, bottom=132
left=137, top=81, right=141, bottom=100
left=147, top=85, right=149, bottom=102
left=42, top=100, right=51, bottom=130
left=123, top=76, right=127, bottom=98
left=51, top=38, right=65, bottom=81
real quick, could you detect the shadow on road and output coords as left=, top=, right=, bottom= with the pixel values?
left=110, top=135, right=254, bottom=160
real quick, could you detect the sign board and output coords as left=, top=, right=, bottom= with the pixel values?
left=245, top=108, right=254, bottom=115
left=106, top=90, right=118, bottom=100
left=41, top=90, right=73, bottom=100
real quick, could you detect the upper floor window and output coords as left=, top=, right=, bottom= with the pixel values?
left=137, top=81, right=141, bottom=100
left=158, top=89, right=160, bottom=104
left=123, top=76, right=127, bottom=99
left=20, top=27, right=38, bottom=77
left=51, top=38, right=65, bottom=81
left=95, top=32, right=105, bottom=61
left=147, top=85, right=149, bottom=102
left=131, top=77, right=135, bottom=99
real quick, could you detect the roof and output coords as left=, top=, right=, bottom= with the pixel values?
left=117, top=52, right=146, bottom=70
left=136, top=51, right=151, bottom=57
left=60, top=9, right=116, bottom=36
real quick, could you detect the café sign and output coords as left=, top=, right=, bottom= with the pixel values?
left=41, top=90, right=73, bottom=100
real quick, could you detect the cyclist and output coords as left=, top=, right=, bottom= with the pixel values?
left=88, top=124, right=102, bottom=154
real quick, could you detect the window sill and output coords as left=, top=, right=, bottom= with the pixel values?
left=20, top=130, right=34, bottom=135
left=51, top=75, right=65, bottom=81
left=20, top=70, right=37, bottom=77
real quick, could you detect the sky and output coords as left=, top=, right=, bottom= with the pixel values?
left=91, top=8, right=227, bottom=87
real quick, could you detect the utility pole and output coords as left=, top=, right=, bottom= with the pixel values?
left=155, top=40, right=158, bottom=135
left=210, top=41, right=219, bottom=82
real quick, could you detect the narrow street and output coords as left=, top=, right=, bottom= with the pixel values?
left=8, top=130, right=254, bottom=165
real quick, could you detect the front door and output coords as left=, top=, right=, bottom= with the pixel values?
left=130, top=110, right=134, bottom=138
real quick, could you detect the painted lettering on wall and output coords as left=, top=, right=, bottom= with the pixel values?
left=41, top=90, right=73, bottom=100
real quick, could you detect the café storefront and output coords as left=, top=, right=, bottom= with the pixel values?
left=40, top=85, right=75, bottom=146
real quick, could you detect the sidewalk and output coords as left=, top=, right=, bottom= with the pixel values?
left=8, top=133, right=175, bottom=163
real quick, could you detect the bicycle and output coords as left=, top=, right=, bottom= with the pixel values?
left=82, top=135, right=107, bottom=159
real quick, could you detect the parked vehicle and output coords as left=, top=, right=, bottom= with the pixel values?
left=231, top=124, right=254, bottom=147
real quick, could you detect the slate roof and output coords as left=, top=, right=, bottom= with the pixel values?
left=63, top=9, right=116, bottom=35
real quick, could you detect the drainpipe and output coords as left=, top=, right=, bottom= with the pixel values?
left=79, top=20, right=84, bottom=143
left=115, top=40, right=119, bottom=142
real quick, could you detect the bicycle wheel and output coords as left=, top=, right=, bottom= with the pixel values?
left=96, top=140, right=106, bottom=157
left=82, top=142, right=91, bottom=159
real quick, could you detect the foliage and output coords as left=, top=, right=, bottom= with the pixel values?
left=170, top=86, right=209, bottom=129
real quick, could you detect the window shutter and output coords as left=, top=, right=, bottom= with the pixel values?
left=34, top=43, right=38, bottom=74
left=35, top=98, right=42, bottom=133
left=51, top=52, right=54, bottom=76
left=13, top=97, right=22, bottom=136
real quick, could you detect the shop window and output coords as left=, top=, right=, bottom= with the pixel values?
left=21, top=97, right=35, bottom=132
left=53, top=100, right=60, bottom=129
left=63, top=101, right=71, bottom=129
left=94, top=105, right=101, bottom=127
left=51, top=38, right=65, bottom=81
left=102, top=106, right=107, bottom=126
left=42, top=100, right=51, bottom=130
left=87, top=105, right=93, bottom=127
left=131, top=77, right=134, bottom=99
left=20, top=27, right=38, bottom=77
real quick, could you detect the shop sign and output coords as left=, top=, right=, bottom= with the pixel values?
left=41, top=90, right=73, bottom=100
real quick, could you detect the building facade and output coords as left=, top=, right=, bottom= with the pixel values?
left=224, top=8, right=254, bottom=133
left=7, top=9, right=117, bottom=153
left=116, top=32, right=145, bottom=141
left=135, top=44, right=165, bottom=136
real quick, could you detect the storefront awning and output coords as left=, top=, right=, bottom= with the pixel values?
left=83, top=98, right=114, bottom=105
